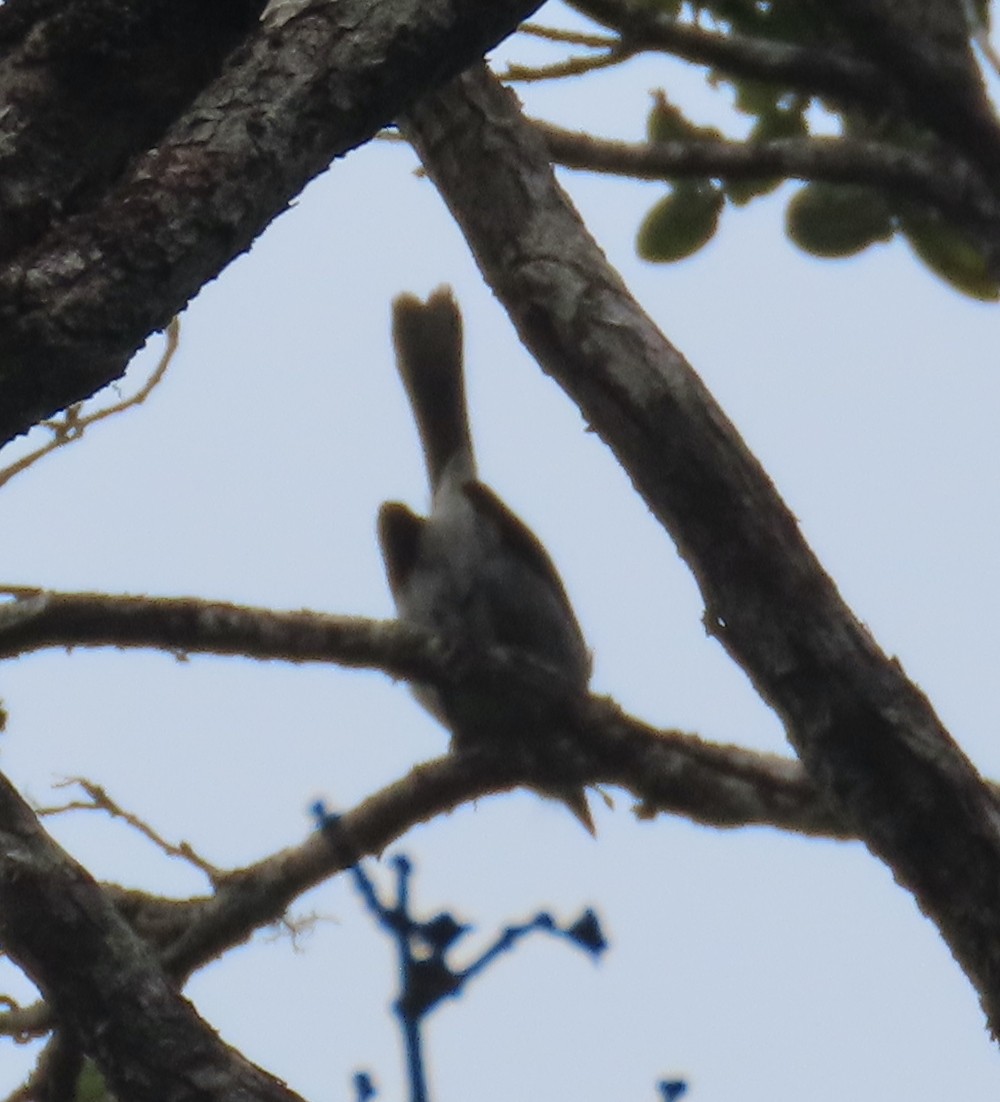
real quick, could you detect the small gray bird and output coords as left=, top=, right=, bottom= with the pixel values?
left=378, top=287, right=594, bottom=834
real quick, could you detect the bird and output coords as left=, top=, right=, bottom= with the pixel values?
left=377, top=286, right=594, bottom=834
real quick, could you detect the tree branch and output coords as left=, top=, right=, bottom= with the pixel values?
left=0, top=317, right=179, bottom=491
left=108, top=736, right=854, bottom=987
left=4, top=728, right=843, bottom=1051
left=0, top=0, right=545, bottom=448
left=0, top=0, right=265, bottom=264
left=399, top=64, right=1000, bottom=1040
left=566, top=0, right=899, bottom=114
left=0, top=589, right=420, bottom=671
left=0, top=587, right=853, bottom=838
left=6, top=586, right=1000, bottom=846
left=0, top=772, right=307, bottom=1102
left=823, top=0, right=1000, bottom=183
left=569, top=0, right=1000, bottom=188
left=537, top=122, right=1000, bottom=227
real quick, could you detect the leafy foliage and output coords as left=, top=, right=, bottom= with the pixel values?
left=785, top=182, right=895, bottom=258
left=607, top=0, right=1000, bottom=298
left=900, top=205, right=1000, bottom=300
left=638, top=180, right=725, bottom=261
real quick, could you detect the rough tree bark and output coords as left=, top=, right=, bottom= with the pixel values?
left=0, top=0, right=545, bottom=445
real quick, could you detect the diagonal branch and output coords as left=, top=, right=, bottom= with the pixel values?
left=0, top=772, right=307, bottom=1102
left=0, top=0, right=265, bottom=265
left=823, top=0, right=1000, bottom=183
left=12, top=683, right=1000, bottom=1047
left=0, top=729, right=850, bottom=1050
left=120, top=736, right=851, bottom=985
left=398, top=64, right=1000, bottom=1039
left=0, top=0, right=546, bottom=448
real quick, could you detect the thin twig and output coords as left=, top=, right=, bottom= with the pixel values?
left=503, top=45, right=634, bottom=82
left=519, top=21, right=619, bottom=48
left=38, top=777, right=223, bottom=883
left=0, top=317, right=179, bottom=491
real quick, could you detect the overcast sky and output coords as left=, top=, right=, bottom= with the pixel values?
left=1, top=9, right=999, bottom=1101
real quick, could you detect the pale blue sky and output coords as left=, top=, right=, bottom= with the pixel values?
left=1, top=10, right=999, bottom=1100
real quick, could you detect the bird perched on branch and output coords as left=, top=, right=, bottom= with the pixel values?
left=377, top=287, right=594, bottom=834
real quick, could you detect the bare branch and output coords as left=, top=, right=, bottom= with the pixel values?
left=38, top=777, right=222, bottom=883
left=501, top=23, right=634, bottom=82
left=0, top=588, right=853, bottom=834
left=537, top=122, right=1000, bottom=227
left=2, top=585, right=1000, bottom=844
left=0, top=710, right=881, bottom=1059
left=153, top=741, right=846, bottom=984
left=0, top=590, right=415, bottom=671
left=14, top=693, right=1000, bottom=1057
left=518, top=22, right=620, bottom=49
left=503, top=48, right=633, bottom=82
left=0, top=996, right=45, bottom=1041
left=0, top=588, right=841, bottom=833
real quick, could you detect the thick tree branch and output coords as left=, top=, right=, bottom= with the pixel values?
left=0, top=589, right=418, bottom=670
left=0, top=772, right=307, bottom=1102
left=537, top=123, right=1000, bottom=227
left=824, top=0, right=1000, bottom=182
left=399, top=65, right=1000, bottom=1039
left=0, top=0, right=545, bottom=448
left=0, top=0, right=265, bottom=263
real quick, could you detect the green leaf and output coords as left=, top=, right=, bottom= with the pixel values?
left=76, top=1062, right=116, bottom=1102
left=900, top=210, right=1000, bottom=302
left=725, top=174, right=783, bottom=205
left=750, top=103, right=808, bottom=142
left=786, top=182, right=894, bottom=258
left=646, top=92, right=697, bottom=143
left=732, top=77, right=782, bottom=118
left=637, top=182, right=724, bottom=262
left=646, top=91, right=721, bottom=145
left=722, top=99, right=807, bottom=205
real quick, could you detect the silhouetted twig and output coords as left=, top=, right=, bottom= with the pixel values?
left=313, top=805, right=606, bottom=1102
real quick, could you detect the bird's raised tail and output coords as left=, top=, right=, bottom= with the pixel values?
left=391, top=287, right=474, bottom=490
